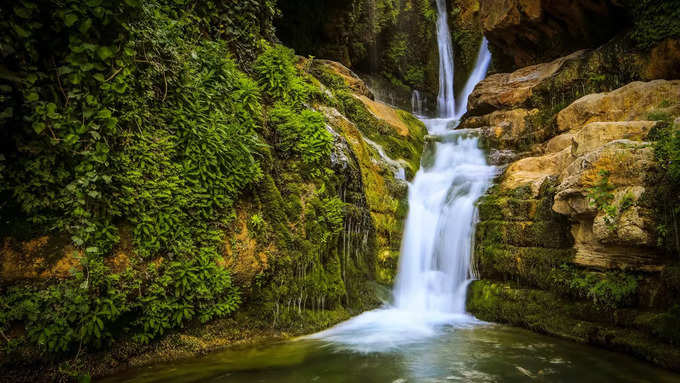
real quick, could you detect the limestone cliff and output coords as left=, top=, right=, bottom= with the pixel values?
left=464, top=35, right=680, bottom=369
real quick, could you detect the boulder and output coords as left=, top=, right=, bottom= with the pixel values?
left=501, top=148, right=572, bottom=197
left=570, top=121, right=658, bottom=156
left=557, top=80, right=680, bottom=133
left=314, top=59, right=374, bottom=98
left=467, top=51, right=585, bottom=115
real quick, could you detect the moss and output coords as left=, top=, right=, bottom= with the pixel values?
left=448, top=0, right=483, bottom=95
left=475, top=243, right=574, bottom=289
left=476, top=220, right=573, bottom=249
left=334, top=90, right=425, bottom=174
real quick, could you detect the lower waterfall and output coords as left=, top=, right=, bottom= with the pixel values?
left=310, top=2, right=495, bottom=347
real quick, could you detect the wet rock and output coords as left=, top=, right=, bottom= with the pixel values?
left=487, top=149, right=519, bottom=165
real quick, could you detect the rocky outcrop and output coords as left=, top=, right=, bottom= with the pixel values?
left=313, top=60, right=426, bottom=284
left=461, top=39, right=680, bottom=163
left=556, top=80, right=680, bottom=133
left=468, top=47, right=680, bottom=367
left=466, top=50, right=587, bottom=115
left=490, top=80, right=680, bottom=271
left=479, top=0, right=627, bottom=70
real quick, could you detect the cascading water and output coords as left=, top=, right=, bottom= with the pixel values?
left=411, top=90, right=423, bottom=116
left=310, top=2, right=495, bottom=352
left=455, top=37, right=491, bottom=119
left=392, top=126, right=495, bottom=314
left=435, top=0, right=456, bottom=117
left=362, top=135, right=406, bottom=181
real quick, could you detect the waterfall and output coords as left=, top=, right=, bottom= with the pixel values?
left=455, top=38, right=492, bottom=119
left=392, top=125, right=495, bottom=314
left=411, top=90, right=423, bottom=116
left=435, top=0, right=456, bottom=117
left=310, top=6, right=495, bottom=352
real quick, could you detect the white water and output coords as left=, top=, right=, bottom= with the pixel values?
left=455, top=37, right=492, bottom=119
left=411, top=89, right=423, bottom=116
left=435, top=0, right=456, bottom=117
left=310, top=4, right=495, bottom=352
left=362, top=135, right=406, bottom=180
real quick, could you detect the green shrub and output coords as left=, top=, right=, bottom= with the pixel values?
left=0, top=0, right=262, bottom=354
left=132, top=248, right=240, bottom=343
left=269, top=103, right=332, bottom=171
left=552, top=265, right=639, bottom=309
left=588, top=170, right=618, bottom=229
left=626, top=0, right=680, bottom=49
left=0, top=258, right=136, bottom=353
left=253, top=43, right=312, bottom=105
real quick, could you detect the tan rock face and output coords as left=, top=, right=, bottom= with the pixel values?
left=479, top=0, right=625, bottom=69
left=467, top=44, right=680, bottom=119
left=462, top=108, right=541, bottom=150
left=487, top=79, right=680, bottom=271
left=545, top=133, right=573, bottom=154
left=467, top=51, right=585, bottom=114
left=355, top=95, right=409, bottom=136
left=501, top=149, right=572, bottom=196
left=1, top=236, right=80, bottom=281
left=570, top=121, right=657, bottom=157
left=553, top=141, right=655, bottom=215
left=557, top=80, right=680, bottom=133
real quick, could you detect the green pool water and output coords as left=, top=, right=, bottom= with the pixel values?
left=102, top=323, right=680, bottom=383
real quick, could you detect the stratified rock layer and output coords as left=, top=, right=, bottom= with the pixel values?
left=466, top=41, right=680, bottom=368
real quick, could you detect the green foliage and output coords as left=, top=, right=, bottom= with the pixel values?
left=132, top=248, right=240, bottom=343
left=648, top=121, right=680, bottom=254
left=552, top=265, right=639, bottom=309
left=0, top=0, right=386, bottom=364
left=626, top=0, right=680, bottom=49
left=620, top=191, right=635, bottom=212
left=1, top=257, right=136, bottom=353
left=254, top=44, right=298, bottom=101
left=588, top=170, right=618, bottom=229
left=269, top=103, right=332, bottom=171
left=253, top=43, right=315, bottom=107
left=0, top=0, right=277, bottom=355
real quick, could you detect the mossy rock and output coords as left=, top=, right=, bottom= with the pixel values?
left=467, top=280, right=680, bottom=371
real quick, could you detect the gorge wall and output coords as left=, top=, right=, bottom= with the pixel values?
left=462, top=0, right=680, bottom=370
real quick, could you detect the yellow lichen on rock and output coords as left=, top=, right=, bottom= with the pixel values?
left=556, top=80, right=680, bottom=133
left=222, top=206, right=271, bottom=287
left=355, top=95, right=410, bottom=136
